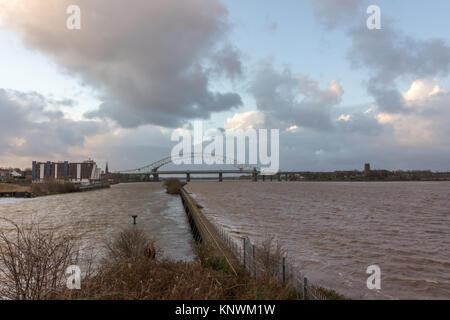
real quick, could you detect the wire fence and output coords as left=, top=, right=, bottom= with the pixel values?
left=209, top=221, right=328, bottom=300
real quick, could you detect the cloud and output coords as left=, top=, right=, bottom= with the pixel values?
left=403, top=79, right=446, bottom=103
left=337, top=114, right=351, bottom=121
left=347, top=24, right=450, bottom=113
left=211, top=44, right=243, bottom=80
left=224, top=111, right=265, bottom=131
left=249, top=61, right=343, bottom=130
left=1, top=0, right=243, bottom=128
left=371, top=79, right=450, bottom=146
left=310, top=0, right=450, bottom=115
left=0, top=89, right=104, bottom=166
left=309, top=0, right=370, bottom=29
left=348, top=26, right=450, bottom=83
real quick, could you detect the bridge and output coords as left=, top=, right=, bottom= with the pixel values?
left=113, top=153, right=290, bottom=182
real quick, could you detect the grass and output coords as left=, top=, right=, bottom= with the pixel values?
left=58, top=227, right=301, bottom=300
left=163, top=178, right=186, bottom=195
left=0, top=223, right=346, bottom=300
left=0, top=181, right=80, bottom=196
left=313, top=286, right=347, bottom=300
left=31, top=181, right=80, bottom=196
left=0, top=183, right=31, bottom=193
left=0, top=219, right=78, bottom=300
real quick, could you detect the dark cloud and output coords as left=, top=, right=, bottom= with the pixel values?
left=211, top=45, right=243, bottom=80
left=249, top=61, right=342, bottom=130
left=1, top=0, right=243, bottom=128
left=0, top=89, right=104, bottom=161
left=333, top=108, right=382, bottom=136
left=348, top=26, right=450, bottom=82
left=348, top=25, right=450, bottom=112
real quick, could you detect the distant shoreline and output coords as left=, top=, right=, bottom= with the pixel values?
left=0, top=181, right=110, bottom=198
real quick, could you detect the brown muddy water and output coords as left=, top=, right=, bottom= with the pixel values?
left=0, top=183, right=195, bottom=264
left=186, top=181, right=450, bottom=300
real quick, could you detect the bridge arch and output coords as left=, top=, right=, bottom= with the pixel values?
left=117, top=153, right=259, bottom=174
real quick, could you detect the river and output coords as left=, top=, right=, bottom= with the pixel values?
left=0, top=183, right=195, bottom=263
left=186, top=181, right=450, bottom=300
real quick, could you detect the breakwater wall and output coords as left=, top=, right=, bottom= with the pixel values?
left=179, top=187, right=329, bottom=300
left=179, top=188, right=240, bottom=275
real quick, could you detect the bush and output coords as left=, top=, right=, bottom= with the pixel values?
left=163, top=178, right=186, bottom=195
left=0, top=226, right=315, bottom=300
left=0, top=219, right=79, bottom=300
left=62, top=231, right=300, bottom=300
left=104, top=227, right=156, bottom=263
left=257, top=235, right=288, bottom=277
left=31, top=181, right=80, bottom=196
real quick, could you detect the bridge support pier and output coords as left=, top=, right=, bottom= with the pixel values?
left=153, top=173, right=159, bottom=182
left=186, top=172, right=191, bottom=182
left=219, top=172, right=223, bottom=182
left=277, top=174, right=281, bottom=182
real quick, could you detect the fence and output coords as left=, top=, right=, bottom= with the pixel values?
left=209, top=221, right=329, bottom=300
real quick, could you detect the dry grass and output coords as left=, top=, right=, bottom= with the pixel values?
left=31, top=181, right=80, bottom=196
left=66, top=259, right=298, bottom=300
left=0, top=225, right=302, bottom=300
left=59, top=229, right=299, bottom=300
left=0, top=183, right=31, bottom=193
left=104, top=227, right=157, bottom=263
left=257, top=235, right=288, bottom=277
left=0, top=219, right=79, bottom=300
left=163, top=178, right=186, bottom=195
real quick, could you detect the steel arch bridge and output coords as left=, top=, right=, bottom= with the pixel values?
left=116, top=153, right=259, bottom=174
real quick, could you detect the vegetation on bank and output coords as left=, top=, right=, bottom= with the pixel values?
left=164, top=178, right=186, bottom=195
left=0, top=181, right=86, bottom=197
left=31, top=181, right=80, bottom=196
left=64, top=227, right=302, bottom=300
left=0, top=222, right=304, bottom=300
left=0, top=208, right=347, bottom=300
left=0, top=183, right=31, bottom=193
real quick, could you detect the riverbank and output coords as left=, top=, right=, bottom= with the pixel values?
left=0, top=222, right=301, bottom=300
left=64, top=230, right=303, bottom=300
left=178, top=184, right=345, bottom=300
left=185, top=180, right=450, bottom=299
left=0, top=181, right=110, bottom=198
left=0, top=182, right=346, bottom=300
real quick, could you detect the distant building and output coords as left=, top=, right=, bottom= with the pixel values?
left=31, top=160, right=101, bottom=183
left=0, top=168, right=23, bottom=181
left=0, top=169, right=10, bottom=181
left=364, top=163, right=371, bottom=176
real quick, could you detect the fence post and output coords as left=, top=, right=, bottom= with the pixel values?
left=242, top=237, right=246, bottom=268
left=252, top=244, right=256, bottom=279
left=282, top=257, right=286, bottom=284
left=303, top=277, right=308, bottom=300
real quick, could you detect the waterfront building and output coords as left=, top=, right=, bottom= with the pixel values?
left=31, top=160, right=102, bottom=183
left=0, top=168, right=23, bottom=181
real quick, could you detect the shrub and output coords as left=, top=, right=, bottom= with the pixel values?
left=104, top=227, right=156, bottom=263
left=0, top=219, right=79, bottom=300
left=31, top=181, right=80, bottom=196
left=163, top=178, right=185, bottom=195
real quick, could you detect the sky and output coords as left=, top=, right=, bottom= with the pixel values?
left=0, top=0, right=449, bottom=172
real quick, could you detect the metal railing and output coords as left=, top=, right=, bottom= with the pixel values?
left=208, top=220, right=328, bottom=300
